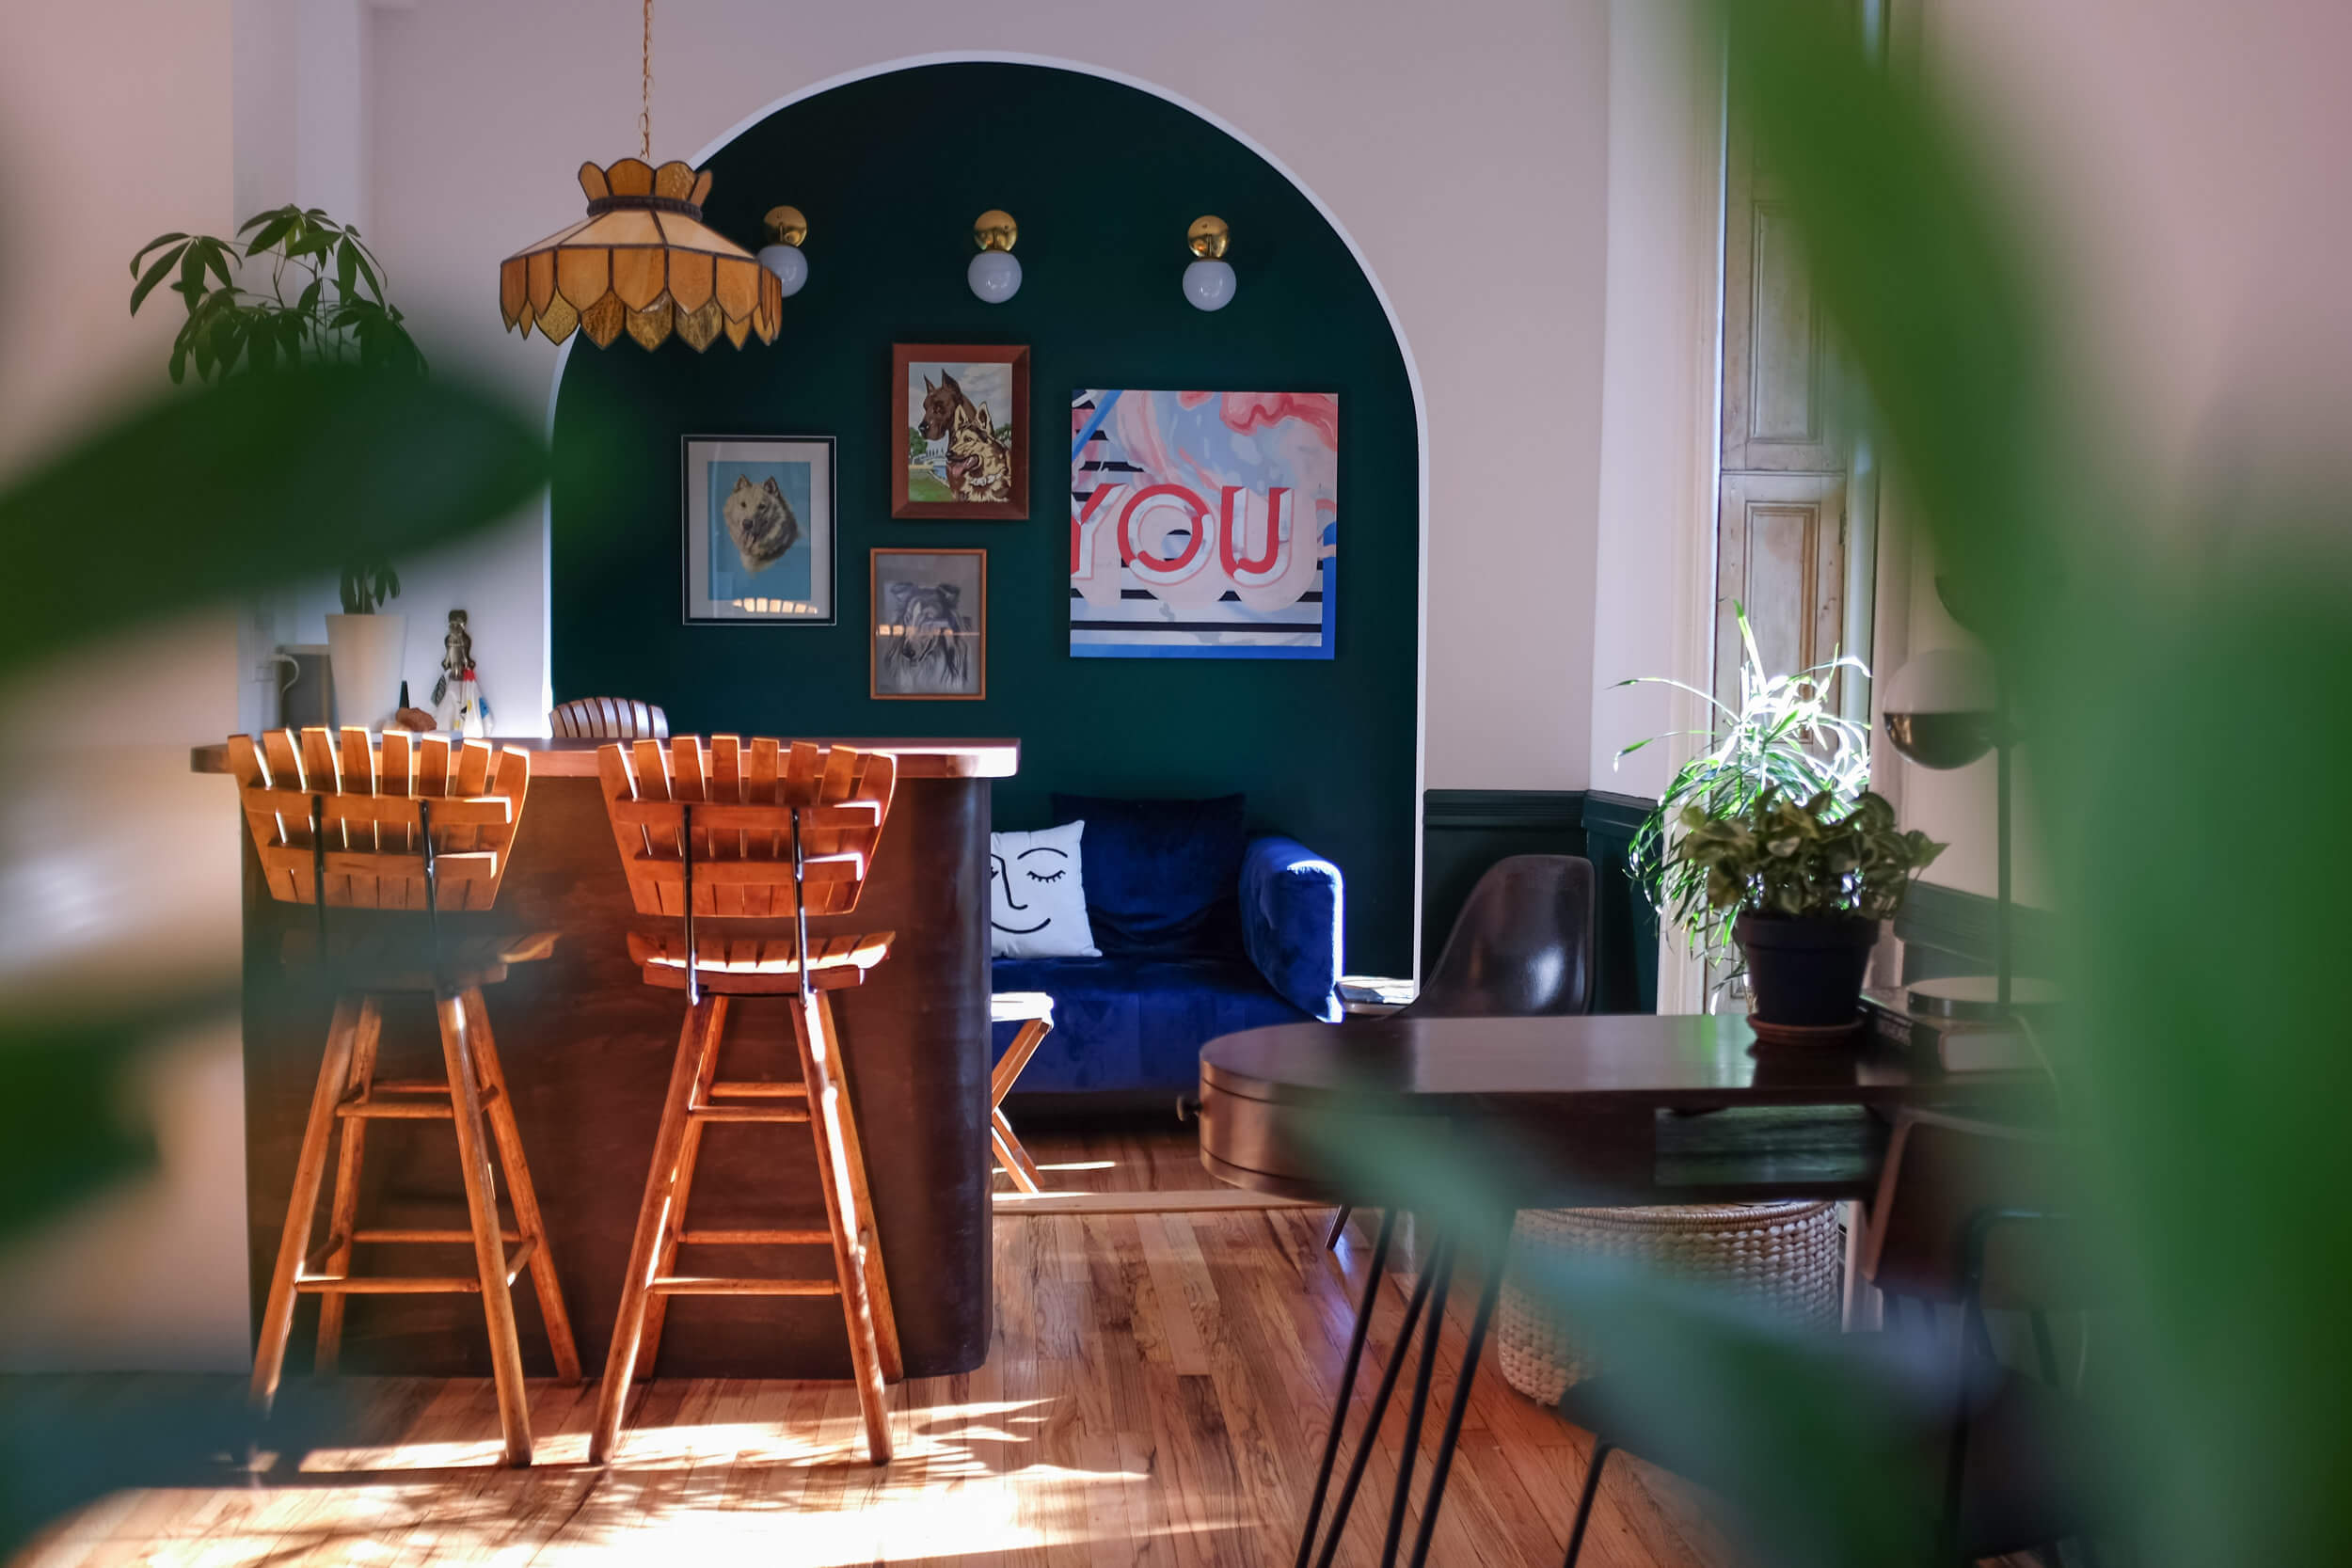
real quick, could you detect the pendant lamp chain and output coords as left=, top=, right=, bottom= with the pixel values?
left=639, top=0, right=653, bottom=162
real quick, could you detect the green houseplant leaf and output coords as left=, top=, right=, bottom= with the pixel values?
left=1616, top=603, right=1873, bottom=974
left=1668, top=787, right=1942, bottom=925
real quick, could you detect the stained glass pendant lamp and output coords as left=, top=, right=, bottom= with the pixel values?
left=497, top=0, right=779, bottom=352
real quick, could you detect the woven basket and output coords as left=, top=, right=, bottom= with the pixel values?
left=1496, top=1201, right=1842, bottom=1403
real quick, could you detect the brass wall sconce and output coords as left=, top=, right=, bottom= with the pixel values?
left=968, top=209, right=1022, bottom=304
left=1184, top=215, right=1235, bottom=311
left=756, top=205, right=808, bottom=297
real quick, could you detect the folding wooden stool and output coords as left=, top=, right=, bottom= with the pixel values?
left=591, top=736, right=901, bottom=1465
left=227, top=726, right=580, bottom=1467
left=988, top=992, right=1056, bottom=1193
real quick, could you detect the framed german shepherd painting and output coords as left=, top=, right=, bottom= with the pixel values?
left=681, top=435, right=836, bottom=625
left=892, top=343, right=1029, bottom=519
left=870, top=547, right=987, bottom=700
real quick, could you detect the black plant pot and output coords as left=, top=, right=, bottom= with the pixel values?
left=1735, top=913, right=1879, bottom=1028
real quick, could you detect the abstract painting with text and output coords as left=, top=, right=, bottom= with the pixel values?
left=1069, top=389, right=1338, bottom=658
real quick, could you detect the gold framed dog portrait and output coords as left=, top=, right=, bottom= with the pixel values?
left=892, top=343, right=1029, bottom=519
left=870, top=548, right=987, bottom=701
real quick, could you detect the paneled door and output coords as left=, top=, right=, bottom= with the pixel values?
left=1714, top=85, right=1851, bottom=705
left=1713, top=472, right=1848, bottom=701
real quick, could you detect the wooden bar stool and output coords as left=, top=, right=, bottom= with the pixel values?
left=226, top=726, right=580, bottom=1467
left=988, top=992, right=1056, bottom=1194
left=591, top=736, right=901, bottom=1465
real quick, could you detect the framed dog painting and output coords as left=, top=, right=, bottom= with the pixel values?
left=892, top=343, right=1029, bottom=519
left=681, top=435, right=836, bottom=625
left=870, top=547, right=987, bottom=700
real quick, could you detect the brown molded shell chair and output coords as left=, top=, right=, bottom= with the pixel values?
left=1404, top=854, right=1597, bottom=1020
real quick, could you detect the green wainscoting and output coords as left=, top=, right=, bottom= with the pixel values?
left=548, top=63, right=1421, bottom=974
left=1894, top=882, right=2063, bottom=984
left=1421, top=790, right=1660, bottom=1013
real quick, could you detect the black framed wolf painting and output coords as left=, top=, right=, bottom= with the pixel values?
left=870, top=547, right=987, bottom=700
left=681, top=435, right=836, bottom=624
left=891, top=343, right=1030, bottom=520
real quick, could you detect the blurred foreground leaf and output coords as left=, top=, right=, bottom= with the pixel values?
left=1290, top=8, right=2352, bottom=1567
left=0, top=362, right=548, bottom=1551
left=1730, top=8, right=2352, bottom=1563
left=0, top=1004, right=231, bottom=1243
left=1305, top=1116, right=1942, bottom=1567
left=0, top=366, right=547, bottom=673
left=0, top=1377, right=350, bottom=1560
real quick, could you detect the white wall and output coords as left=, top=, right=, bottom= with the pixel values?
left=0, top=0, right=252, bottom=1372
left=359, top=0, right=1613, bottom=781
left=1586, top=0, right=1720, bottom=803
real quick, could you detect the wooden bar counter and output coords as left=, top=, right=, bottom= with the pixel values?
left=193, top=736, right=1015, bottom=1381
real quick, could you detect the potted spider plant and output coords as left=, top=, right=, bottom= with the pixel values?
left=1616, top=605, right=1872, bottom=991
left=130, top=205, right=425, bottom=724
left=1668, top=788, right=1944, bottom=1027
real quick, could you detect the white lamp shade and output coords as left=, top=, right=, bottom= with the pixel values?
left=967, top=250, right=1022, bottom=304
left=1183, top=257, right=1237, bottom=311
left=1883, top=646, right=1995, bottom=714
left=1882, top=646, right=1997, bottom=768
left=756, top=244, right=807, bottom=297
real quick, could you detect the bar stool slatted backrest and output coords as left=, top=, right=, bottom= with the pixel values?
left=598, top=735, right=893, bottom=918
left=227, top=726, right=528, bottom=913
left=551, top=696, right=670, bottom=741
left=221, top=726, right=579, bottom=1467
left=590, top=736, right=902, bottom=1466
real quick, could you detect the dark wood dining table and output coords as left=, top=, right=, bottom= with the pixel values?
left=1196, top=1012, right=2049, bottom=1568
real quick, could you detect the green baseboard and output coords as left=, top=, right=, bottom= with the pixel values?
left=1421, top=789, right=1659, bottom=1013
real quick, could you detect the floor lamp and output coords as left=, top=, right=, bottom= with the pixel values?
left=1880, top=647, right=2053, bottom=1021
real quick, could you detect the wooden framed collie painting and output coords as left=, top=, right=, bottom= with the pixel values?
left=870, top=547, right=987, bottom=700
left=892, top=343, right=1029, bottom=519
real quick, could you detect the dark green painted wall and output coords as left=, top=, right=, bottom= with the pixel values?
left=549, top=64, right=1421, bottom=974
left=1421, top=790, right=1659, bottom=1012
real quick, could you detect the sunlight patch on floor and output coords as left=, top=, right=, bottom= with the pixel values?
left=42, top=1457, right=1194, bottom=1568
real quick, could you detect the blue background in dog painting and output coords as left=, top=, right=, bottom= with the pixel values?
left=706, top=460, right=814, bottom=603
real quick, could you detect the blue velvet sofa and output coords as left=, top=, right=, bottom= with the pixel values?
left=991, top=793, right=1343, bottom=1106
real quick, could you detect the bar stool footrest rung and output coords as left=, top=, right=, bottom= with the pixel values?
left=644, top=1275, right=841, bottom=1296
left=295, top=1274, right=485, bottom=1294
left=686, top=1102, right=810, bottom=1124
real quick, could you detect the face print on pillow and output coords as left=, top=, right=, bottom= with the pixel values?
left=989, top=820, right=1100, bottom=959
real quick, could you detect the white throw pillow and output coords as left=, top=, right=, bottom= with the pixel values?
left=990, top=821, right=1100, bottom=958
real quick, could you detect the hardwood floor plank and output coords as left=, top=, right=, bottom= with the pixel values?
left=1135, top=1217, right=1213, bottom=1377
left=11, top=1125, right=1773, bottom=1568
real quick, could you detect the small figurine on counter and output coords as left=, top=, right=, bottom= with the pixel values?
left=430, top=609, right=494, bottom=738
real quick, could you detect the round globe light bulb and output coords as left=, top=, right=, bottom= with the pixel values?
left=1882, top=646, right=1998, bottom=769
left=968, top=248, right=1023, bottom=304
left=757, top=243, right=807, bottom=297
left=1183, top=257, right=1237, bottom=311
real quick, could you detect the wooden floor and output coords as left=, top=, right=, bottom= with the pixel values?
left=22, top=1127, right=1752, bottom=1567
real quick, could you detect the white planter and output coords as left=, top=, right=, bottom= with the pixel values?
left=325, top=611, right=407, bottom=728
